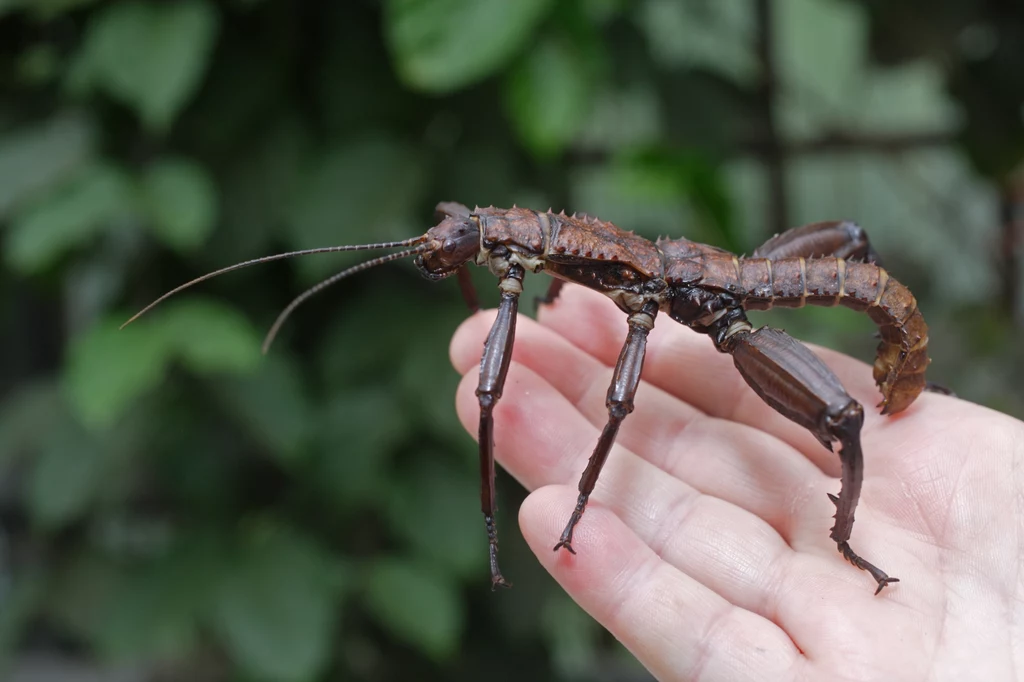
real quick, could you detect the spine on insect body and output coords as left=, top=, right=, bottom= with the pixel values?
left=735, top=257, right=928, bottom=414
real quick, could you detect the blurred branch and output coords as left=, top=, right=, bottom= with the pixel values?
left=754, top=0, right=788, bottom=237
left=1000, top=173, right=1024, bottom=324
left=744, top=129, right=955, bottom=155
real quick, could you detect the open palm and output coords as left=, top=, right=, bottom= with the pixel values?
left=450, top=284, right=1024, bottom=682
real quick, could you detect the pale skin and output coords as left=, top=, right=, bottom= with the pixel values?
left=449, top=284, right=1024, bottom=682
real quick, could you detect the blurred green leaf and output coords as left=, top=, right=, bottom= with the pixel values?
left=0, top=0, right=102, bottom=20
left=0, top=381, right=65, bottom=469
left=386, top=458, right=483, bottom=578
left=68, top=0, right=219, bottom=131
left=0, top=113, right=94, bottom=217
left=88, top=535, right=223, bottom=663
left=27, top=419, right=103, bottom=527
left=0, top=571, right=45, bottom=662
left=4, top=163, right=135, bottom=273
left=159, top=299, right=263, bottom=375
left=46, top=552, right=119, bottom=643
left=65, top=302, right=260, bottom=430
left=385, top=0, right=553, bottom=92
left=15, top=43, right=62, bottom=85
left=64, top=317, right=170, bottom=430
left=505, top=33, right=596, bottom=157
left=96, top=566, right=198, bottom=661
left=541, top=591, right=601, bottom=679
left=141, top=157, right=218, bottom=251
left=285, top=136, right=426, bottom=278
left=309, top=387, right=408, bottom=511
left=212, top=531, right=341, bottom=682
left=214, top=355, right=311, bottom=465
left=363, top=558, right=463, bottom=660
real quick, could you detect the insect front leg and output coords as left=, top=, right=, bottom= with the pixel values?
left=555, top=301, right=658, bottom=554
left=718, top=320, right=898, bottom=594
left=456, top=266, right=480, bottom=313
left=476, top=264, right=525, bottom=588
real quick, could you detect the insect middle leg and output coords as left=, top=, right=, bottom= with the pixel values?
left=534, top=277, right=565, bottom=310
left=554, top=301, right=658, bottom=554
left=476, top=264, right=525, bottom=588
left=717, top=319, right=898, bottom=593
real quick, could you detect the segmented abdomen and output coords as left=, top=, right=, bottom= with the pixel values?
left=736, top=257, right=928, bottom=414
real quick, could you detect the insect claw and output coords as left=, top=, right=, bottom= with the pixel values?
left=827, top=492, right=839, bottom=507
left=874, top=576, right=900, bottom=595
left=552, top=540, right=576, bottom=555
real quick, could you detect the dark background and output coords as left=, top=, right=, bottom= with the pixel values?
left=1, top=1, right=1022, bottom=680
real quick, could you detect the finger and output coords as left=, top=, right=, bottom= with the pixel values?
left=451, top=311, right=825, bottom=542
left=453, top=356, right=907, bottom=649
left=519, top=486, right=803, bottom=682
left=538, top=285, right=889, bottom=475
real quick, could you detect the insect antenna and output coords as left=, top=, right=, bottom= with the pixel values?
left=261, top=244, right=429, bottom=353
left=121, top=236, right=427, bottom=329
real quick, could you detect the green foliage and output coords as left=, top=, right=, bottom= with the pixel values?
left=65, top=301, right=261, bottom=430
left=505, top=31, right=597, bottom=157
left=0, top=0, right=1019, bottom=680
left=385, top=0, right=554, bottom=92
left=212, top=530, right=342, bottom=682
left=5, top=163, right=135, bottom=272
left=0, top=113, right=95, bottom=217
left=363, top=557, right=464, bottom=661
left=140, top=158, right=218, bottom=251
left=68, top=0, right=220, bottom=132
left=27, top=418, right=104, bottom=527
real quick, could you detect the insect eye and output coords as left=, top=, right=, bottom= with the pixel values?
left=443, top=239, right=457, bottom=253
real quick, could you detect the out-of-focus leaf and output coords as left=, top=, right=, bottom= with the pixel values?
left=159, top=299, right=262, bottom=375
left=212, top=531, right=341, bottom=682
left=4, top=163, right=135, bottom=273
left=639, top=0, right=756, bottom=82
left=65, top=302, right=260, bottom=430
left=27, top=419, right=103, bottom=527
left=384, top=0, right=553, bottom=92
left=541, top=591, right=601, bottom=679
left=572, top=151, right=736, bottom=249
left=0, top=571, right=45, bottom=661
left=141, top=157, right=218, bottom=251
left=394, top=293, right=470, bottom=444
left=64, top=317, right=170, bottom=430
left=215, top=119, right=308, bottom=259
left=505, top=33, right=596, bottom=157
left=363, top=558, right=463, bottom=660
left=0, top=0, right=102, bottom=20
left=68, top=0, right=219, bottom=131
left=95, top=536, right=222, bottom=662
left=16, top=43, right=62, bottom=85
left=0, top=114, right=93, bottom=218
left=0, top=381, right=64, bottom=468
left=46, top=552, right=119, bottom=642
left=284, top=136, right=426, bottom=279
left=214, top=355, right=310, bottom=465
left=310, top=387, right=409, bottom=511
left=385, top=458, right=483, bottom=578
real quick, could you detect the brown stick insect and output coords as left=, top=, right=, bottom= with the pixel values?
left=125, top=202, right=934, bottom=594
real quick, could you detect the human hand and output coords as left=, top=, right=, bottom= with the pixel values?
left=449, top=284, right=1024, bottom=682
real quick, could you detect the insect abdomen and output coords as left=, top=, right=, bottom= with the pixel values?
left=738, top=257, right=928, bottom=414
